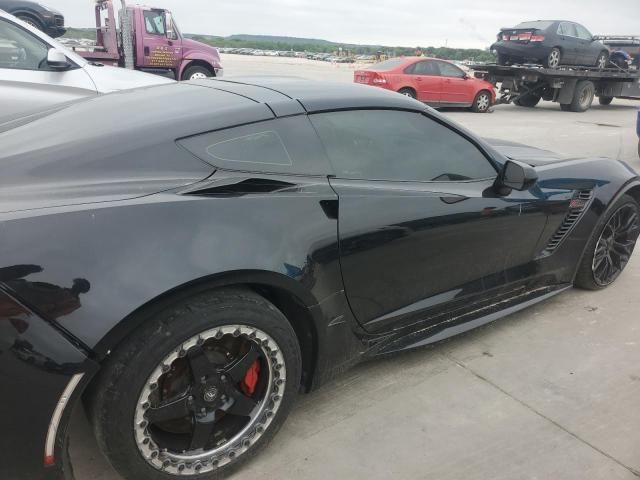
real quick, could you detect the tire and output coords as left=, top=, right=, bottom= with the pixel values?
left=497, top=53, right=509, bottom=66
left=513, top=93, right=541, bottom=108
left=566, top=80, right=595, bottom=112
left=182, top=65, right=214, bottom=81
left=575, top=194, right=640, bottom=290
left=471, top=90, right=492, bottom=113
left=545, top=48, right=562, bottom=69
left=598, top=96, right=614, bottom=106
left=398, top=88, right=417, bottom=99
left=16, top=14, right=44, bottom=31
left=596, top=51, right=609, bottom=70
left=87, top=288, right=302, bottom=480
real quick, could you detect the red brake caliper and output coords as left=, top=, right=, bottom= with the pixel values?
left=241, top=359, right=260, bottom=396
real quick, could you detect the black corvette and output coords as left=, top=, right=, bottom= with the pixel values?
left=1, top=79, right=639, bottom=480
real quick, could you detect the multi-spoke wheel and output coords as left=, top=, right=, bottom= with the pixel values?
left=88, top=289, right=301, bottom=479
left=575, top=195, right=640, bottom=290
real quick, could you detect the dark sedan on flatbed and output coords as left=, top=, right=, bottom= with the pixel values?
left=492, top=20, right=609, bottom=69
left=1, top=78, right=639, bottom=480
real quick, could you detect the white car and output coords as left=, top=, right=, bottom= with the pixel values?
left=0, top=10, right=173, bottom=123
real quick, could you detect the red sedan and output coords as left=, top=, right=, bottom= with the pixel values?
left=354, top=57, right=496, bottom=113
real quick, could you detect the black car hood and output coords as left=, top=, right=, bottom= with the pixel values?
left=485, top=138, right=571, bottom=166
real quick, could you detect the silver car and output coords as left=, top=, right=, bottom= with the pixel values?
left=0, top=9, right=173, bottom=123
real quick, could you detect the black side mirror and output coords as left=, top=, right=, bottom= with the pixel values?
left=494, top=160, right=538, bottom=195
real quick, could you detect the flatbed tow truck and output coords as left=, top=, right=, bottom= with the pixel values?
left=471, top=63, right=640, bottom=112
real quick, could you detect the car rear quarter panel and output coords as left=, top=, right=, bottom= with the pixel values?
left=0, top=176, right=344, bottom=355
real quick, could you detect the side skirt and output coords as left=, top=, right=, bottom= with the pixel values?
left=368, top=284, right=572, bottom=356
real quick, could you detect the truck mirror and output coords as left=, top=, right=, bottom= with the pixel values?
left=165, top=12, right=177, bottom=40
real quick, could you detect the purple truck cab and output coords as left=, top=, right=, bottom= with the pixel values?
left=76, top=0, right=223, bottom=81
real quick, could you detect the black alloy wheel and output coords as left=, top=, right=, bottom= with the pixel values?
left=88, top=289, right=301, bottom=479
left=591, top=204, right=639, bottom=286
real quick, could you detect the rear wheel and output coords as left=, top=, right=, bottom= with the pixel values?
left=598, top=96, right=614, bottom=106
left=563, top=80, right=595, bottom=112
left=182, top=65, right=214, bottom=81
left=88, top=288, right=301, bottom=480
left=575, top=195, right=640, bottom=290
left=514, top=93, right=541, bottom=108
left=398, top=88, right=417, bottom=99
left=471, top=90, right=491, bottom=113
left=545, top=48, right=562, bottom=69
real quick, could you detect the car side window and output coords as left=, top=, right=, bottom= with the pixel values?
left=0, top=18, right=49, bottom=70
left=575, top=24, right=592, bottom=41
left=310, top=110, right=497, bottom=182
left=436, top=61, right=465, bottom=78
left=178, top=116, right=333, bottom=176
left=144, top=11, right=166, bottom=36
left=559, top=22, right=577, bottom=38
left=408, top=60, right=439, bottom=75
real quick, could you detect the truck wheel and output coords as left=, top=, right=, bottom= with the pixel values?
left=471, top=90, right=492, bottom=113
left=566, top=80, right=595, bottom=112
left=16, top=14, right=44, bottom=32
left=545, top=48, right=561, bottom=69
left=87, top=288, right=302, bottom=480
left=182, top=65, right=214, bottom=81
left=599, top=96, right=614, bottom=106
left=514, top=93, right=541, bottom=108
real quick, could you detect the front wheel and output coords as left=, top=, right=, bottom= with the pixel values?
left=472, top=90, right=492, bottom=113
left=575, top=195, right=640, bottom=290
left=16, top=14, right=44, bottom=32
left=182, top=65, right=214, bottom=81
left=88, top=288, right=302, bottom=479
left=596, top=51, right=609, bottom=70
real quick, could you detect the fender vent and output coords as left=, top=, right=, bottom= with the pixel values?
left=543, top=190, right=594, bottom=255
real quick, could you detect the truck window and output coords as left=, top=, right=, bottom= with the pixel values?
left=144, top=11, right=166, bottom=36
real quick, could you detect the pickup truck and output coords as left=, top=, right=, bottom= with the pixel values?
left=73, top=0, right=223, bottom=81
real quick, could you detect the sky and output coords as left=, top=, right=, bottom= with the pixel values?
left=45, top=0, right=639, bottom=49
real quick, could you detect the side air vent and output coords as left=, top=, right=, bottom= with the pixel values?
left=543, top=190, right=594, bottom=255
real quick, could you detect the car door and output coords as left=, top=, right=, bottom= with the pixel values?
left=435, top=60, right=473, bottom=105
left=310, top=109, right=550, bottom=333
left=140, top=9, right=182, bottom=71
left=574, top=23, right=598, bottom=66
left=0, top=16, right=97, bottom=121
left=404, top=60, right=441, bottom=104
left=557, top=22, right=579, bottom=65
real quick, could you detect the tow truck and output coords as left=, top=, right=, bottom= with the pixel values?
left=472, top=41, right=639, bottom=112
left=70, top=0, right=223, bottom=81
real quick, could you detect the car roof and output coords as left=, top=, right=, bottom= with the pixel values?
left=190, top=76, right=427, bottom=114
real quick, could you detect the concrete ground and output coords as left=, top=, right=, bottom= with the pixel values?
left=69, top=55, right=640, bottom=480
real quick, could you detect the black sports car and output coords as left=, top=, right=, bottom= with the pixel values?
left=1, top=79, right=639, bottom=480
left=0, top=0, right=65, bottom=37
left=492, top=20, right=609, bottom=69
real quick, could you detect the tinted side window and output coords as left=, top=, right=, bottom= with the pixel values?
left=559, top=22, right=577, bottom=37
left=406, top=60, right=438, bottom=75
left=178, top=116, right=332, bottom=176
left=575, top=24, right=592, bottom=40
left=436, top=61, right=465, bottom=78
left=0, top=18, right=49, bottom=70
left=310, top=110, right=497, bottom=182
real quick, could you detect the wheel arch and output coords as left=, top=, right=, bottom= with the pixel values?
left=179, top=59, right=216, bottom=80
left=90, top=270, right=320, bottom=392
left=12, top=10, right=44, bottom=28
left=397, top=86, right=417, bottom=96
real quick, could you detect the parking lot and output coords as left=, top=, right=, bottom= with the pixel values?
left=67, top=54, right=640, bottom=480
